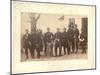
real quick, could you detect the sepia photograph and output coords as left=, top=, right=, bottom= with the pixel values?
left=11, top=1, right=96, bottom=74
left=21, top=13, right=88, bottom=61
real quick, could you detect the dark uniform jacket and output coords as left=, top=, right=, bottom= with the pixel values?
left=55, top=32, right=62, bottom=41
left=30, top=32, right=42, bottom=48
left=22, top=33, right=30, bottom=49
left=67, top=28, right=74, bottom=42
left=61, top=31, right=69, bottom=45
left=55, top=32, right=62, bottom=45
left=80, top=32, right=87, bottom=47
left=74, top=28, right=79, bottom=42
left=44, top=32, right=54, bottom=43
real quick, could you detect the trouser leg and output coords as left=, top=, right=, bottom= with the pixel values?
left=81, top=44, right=84, bottom=53
left=67, top=43, right=70, bottom=55
left=75, top=41, right=78, bottom=53
left=63, top=45, right=66, bottom=55
left=31, top=46, right=35, bottom=58
left=40, top=45, right=43, bottom=52
left=50, top=44, right=53, bottom=56
left=29, top=46, right=33, bottom=58
left=37, top=47, right=40, bottom=58
left=82, top=46, right=86, bottom=53
left=44, top=44, right=47, bottom=55
left=72, top=40, right=75, bottom=53
left=25, top=48, right=28, bottom=59
left=55, top=44, right=58, bottom=56
left=59, top=44, right=62, bottom=56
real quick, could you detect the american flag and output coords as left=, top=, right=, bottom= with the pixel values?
left=58, top=15, right=64, bottom=20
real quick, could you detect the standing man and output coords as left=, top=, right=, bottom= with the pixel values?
left=62, top=28, right=70, bottom=55
left=30, top=30, right=42, bottom=58
left=22, top=29, right=31, bottom=59
left=54, top=28, right=62, bottom=57
left=38, top=29, right=43, bottom=52
left=67, top=24, right=75, bottom=53
left=43, top=28, right=54, bottom=56
left=73, top=25, right=79, bottom=53
left=80, top=31, right=87, bottom=53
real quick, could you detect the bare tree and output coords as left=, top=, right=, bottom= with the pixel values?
left=29, top=13, right=40, bottom=32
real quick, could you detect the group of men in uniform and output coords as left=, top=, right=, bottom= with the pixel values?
left=22, top=22, right=87, bottom=59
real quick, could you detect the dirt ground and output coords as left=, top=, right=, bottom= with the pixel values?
left=21, top=49, right=87, bottom=62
